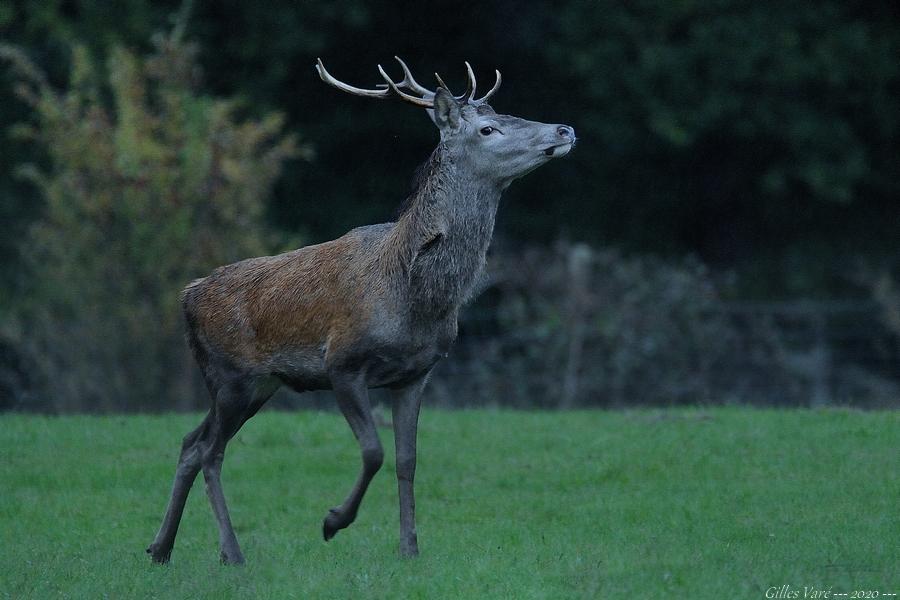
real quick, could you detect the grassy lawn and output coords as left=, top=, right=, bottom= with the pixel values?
left=0, top=408, right=897, bottom=598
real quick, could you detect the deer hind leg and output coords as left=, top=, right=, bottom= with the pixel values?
left=323, top=371, right=384, bottom=541
left=201, top=376, right=277, bottom=565
left=147, top=411, right=213, bottom=564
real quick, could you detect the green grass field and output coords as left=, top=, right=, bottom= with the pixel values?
left=1, top=408, right=897, bottom=599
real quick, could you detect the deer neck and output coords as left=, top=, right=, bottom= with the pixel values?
left=387, top=143, right=502, bottom=317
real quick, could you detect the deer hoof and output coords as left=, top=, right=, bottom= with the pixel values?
left=322, top=508, right=346, bottom=541
left=220, top=550, right=245, bottom=566
left=146, top=543, right=172, bottom=564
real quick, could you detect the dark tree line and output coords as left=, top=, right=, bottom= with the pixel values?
left=3, top=2, right=899, bottom=295
left=1, top=1, right=898, bottom=410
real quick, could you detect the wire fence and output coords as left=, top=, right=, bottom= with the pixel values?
left=418, top=248, right=900, bottom=409
left=5, top=243, right=897, bottom=412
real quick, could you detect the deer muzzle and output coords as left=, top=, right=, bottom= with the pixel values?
left=542, top=125, right=576, bottom=157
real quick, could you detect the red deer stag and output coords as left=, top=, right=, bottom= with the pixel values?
left=147, top=57, right=576, bottom=564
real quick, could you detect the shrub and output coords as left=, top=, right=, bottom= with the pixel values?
left=432, top=244, right=807, bottom=407
left=1, top=28, right=303, bottom=411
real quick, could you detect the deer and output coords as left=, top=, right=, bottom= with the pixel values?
left=146, top=56, right=575, bottom=565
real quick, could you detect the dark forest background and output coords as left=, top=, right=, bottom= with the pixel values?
left=1, top=0, right=898, bottom=411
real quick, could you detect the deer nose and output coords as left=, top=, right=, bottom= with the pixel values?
left=557, top=125, right=575, bottom=139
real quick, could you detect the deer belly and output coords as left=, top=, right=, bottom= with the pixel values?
left=365, top=345, right=445, bottom=388
left=267, top=345, right=331, bottom=392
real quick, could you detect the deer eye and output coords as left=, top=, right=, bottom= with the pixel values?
left=480, top=126, right=494, bottom=136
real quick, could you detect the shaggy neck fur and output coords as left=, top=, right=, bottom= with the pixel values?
left=383, top=143, right=501, bottom=318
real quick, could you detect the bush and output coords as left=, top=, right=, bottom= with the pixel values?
left=431, top=244, right=818, bottom=407
left=0, top=27, right=303, bottom=411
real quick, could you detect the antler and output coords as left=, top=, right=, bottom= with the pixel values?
left=390, top=56, right=433, bottom=96
left=316, top=57, right=502, bottom=107
left=475, top=68, right=502, bottom=104
left=433, top=61, right=501, bottom=105
left=316, top=57, right=434, bottom=108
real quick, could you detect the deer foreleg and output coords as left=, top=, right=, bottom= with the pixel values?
left=390, top=372, right=429, bottom=557
left=323, top=372, right=383, bottom=541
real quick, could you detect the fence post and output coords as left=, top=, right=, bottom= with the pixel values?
left=810, top=310, right=831, bottom=407
left=561, top=243, right=592, bottom=408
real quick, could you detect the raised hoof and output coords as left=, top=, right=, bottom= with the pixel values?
left=322, top=508, right=347, bottom=541
left=146, top=544, right=172, bottom=564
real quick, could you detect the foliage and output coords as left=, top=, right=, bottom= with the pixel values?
left=0, top=0, right=184, bottom=296
left=4, top=1, right=898, bottom=298
left=872, top=273, right=900, bottom=336
left=539, top=2, right=900, bottom=283
left=496, top=246, right=736, bottom=405
left=0, top=28, right=301, bottom=411
left=2, top=2, right=899, bottom=410
left=1, top=409, right=897, bottom=596
left=433, top=245, right=785, bottom=406
left=189, top=1, right=900, bottom=295
left=427, top=244, right=898, bottom=408
left=551, top=3, right=899, bottom=198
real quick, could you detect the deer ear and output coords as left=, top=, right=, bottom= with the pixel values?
left=432, top=88, right=460, bottom=130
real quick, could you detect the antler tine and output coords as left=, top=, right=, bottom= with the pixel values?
left=433, top=71, right=453, bottom=95
left=377, top=64, right=434, bottom=108
left=316, top=58, right=391, bottom=99
left=435, top=62, right=482, bottom=103
left=473, top=69, right=502, bottom=104
left=393, top=56, right=432, bottom=96
left=463, top=61, right=477, bottom=102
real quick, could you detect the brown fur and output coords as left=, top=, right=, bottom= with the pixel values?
left=182, top=224, right=392, bottom=377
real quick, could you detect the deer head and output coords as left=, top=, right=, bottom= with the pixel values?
left=316, top=57, right=576, bottom=187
